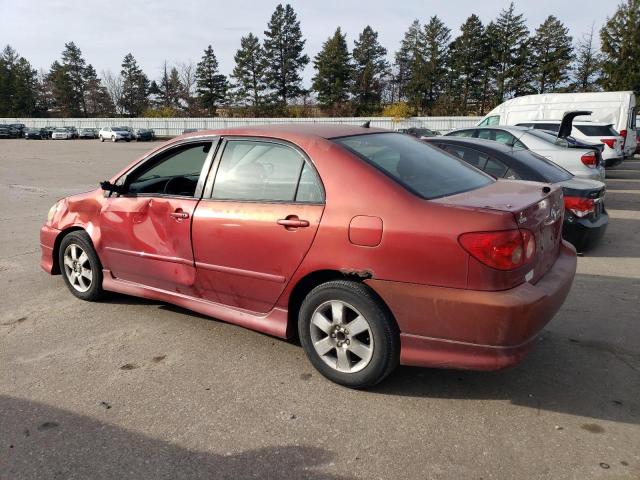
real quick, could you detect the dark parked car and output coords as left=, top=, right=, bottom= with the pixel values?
left=10, top=123, right=26, bottom=137
left=397, top=127, right=440, bottom=139
left=424, top=136, right=608, bottom=252
left=135, top=128, right=154, bottom=141
left=40, top=125, right=576, bottom=388
left=0, top=124, right=13, bottom=139
left=25, top=127, right=48, bottom=139
left=79, top=128, right=99, bottom=139
left=43, top=126, right=56, bottom=139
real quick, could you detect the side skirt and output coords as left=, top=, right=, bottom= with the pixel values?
left=101, top=269, right=289, bottom=339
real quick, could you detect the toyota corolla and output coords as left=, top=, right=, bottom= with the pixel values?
left=40, top=125, right=577, bottom=388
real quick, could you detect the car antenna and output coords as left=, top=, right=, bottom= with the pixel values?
left=361, top=121, right=370, bottom=128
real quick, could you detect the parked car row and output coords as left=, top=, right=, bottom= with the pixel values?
left=1, top=125, right=156, bottom=141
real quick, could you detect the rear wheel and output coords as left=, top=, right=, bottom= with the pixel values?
left=298, top=280, right=399, bottom=388
left=58, top=231, right=104, bottom=301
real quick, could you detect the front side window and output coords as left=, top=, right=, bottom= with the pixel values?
left=125, top=142, right=211, bottom=197
left=212, top=140, right=317, bottom=202
left=334, top=133, right=493, bottom=200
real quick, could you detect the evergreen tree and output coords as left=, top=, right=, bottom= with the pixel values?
left=231, top=33, right=268, bottom=112
left=83, top=64, right=114, bottom=116
left=156, top=62, right=184, bottom=109
left=487, top=3, right=530, bottom=102
left=351, top=26, right=388, bottom=115
left=447, top=15, right=488, bottom=114
left=531, top=15, right=573, bottom=93
left=120, top=53, right=149, bottom=117
left=421, top=16, right=451, bottom=113
left=263, top=3, right=309, bottom=105
left=571, top=25, right=602, bottom=92
left=600, top=0, right=640, bottom=94
left=60, top=42, right=88, bottom=116
left=394, top=20, right=423, bottom=111
left=195, top=45, right=228, bottom=115
left=47, top=60, right=75, bottom=116
left=0, top=45, right=38, bottom=116
left=311, top=27, right=352, bottom=111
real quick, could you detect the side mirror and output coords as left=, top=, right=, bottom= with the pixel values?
left=100, top=180, right=126, bottom=194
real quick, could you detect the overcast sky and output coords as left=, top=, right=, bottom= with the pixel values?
left=2, top=0, right=606, bottom=83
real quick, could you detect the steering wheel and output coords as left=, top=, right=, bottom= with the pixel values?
left=163, top=176, right=186, bottom=195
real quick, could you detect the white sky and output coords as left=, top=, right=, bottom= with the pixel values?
left=1, top=0, right=606, bottom=83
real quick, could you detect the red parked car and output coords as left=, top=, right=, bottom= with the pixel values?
left=40, top=125, right=577, bottom=388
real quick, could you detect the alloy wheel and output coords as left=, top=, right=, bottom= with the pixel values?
left=63, top=243, right=93, bottom=293
left=310, top=300, right=374, bottom=373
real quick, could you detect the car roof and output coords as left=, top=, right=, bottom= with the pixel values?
left=452, top=125, right=531, bottom=134
left=178, top=123, right=387, bottom=142
left=517, top=120, right=612, bottom=126
left=424, top=136, right=519, bottom=154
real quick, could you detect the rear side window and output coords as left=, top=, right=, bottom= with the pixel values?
left=333, top=133, right=493, bottom=200
left=575, top=125, right=618, bottom=136
left=511, top=150, right=572, bottom=182
left=212, top=140, right=322, bottom=202
left=448, top=129, right=475, bottom=138
left=441, top=144, right=489, bottom=170
left=484, top=157, right=509, bottom=178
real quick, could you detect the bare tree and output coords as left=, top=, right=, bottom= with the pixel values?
left=102, top=69, right=125, bottom=115
left=178, top=60, right=198, bottom=114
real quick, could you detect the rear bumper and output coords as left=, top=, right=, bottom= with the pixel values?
left=562, top=212, right=608, bottom=252
left=366, top=242, right=577, bottom=370
left=603, top=156, right=623, bottom=168
left=40, top=224, right=60, bottom=274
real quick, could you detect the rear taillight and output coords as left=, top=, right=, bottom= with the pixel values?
left=564, top=196, right=595, bottom=218
left=600, top=138, right=616, bottom=149
left=581, top=151, right=597, bottom=168
left=458, top=229, right=535, bottom=271
left=620, top=129, right=627, bottom=138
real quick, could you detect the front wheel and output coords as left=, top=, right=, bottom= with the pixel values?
left=298, top=280, right=399, bottom=388
left=58, top=231, right=105, bottom=301
left=99, top=136, right=104, bottom=142
left=111, top=136, right=117, bottom=142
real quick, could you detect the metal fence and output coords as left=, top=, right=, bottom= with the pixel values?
left=0, top=116, right=481, bottom=137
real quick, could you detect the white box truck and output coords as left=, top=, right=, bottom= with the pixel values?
left=477, top=91, right=637, bottom=158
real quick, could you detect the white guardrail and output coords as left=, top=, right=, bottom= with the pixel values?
left=0, top=117, right=481, bottom=137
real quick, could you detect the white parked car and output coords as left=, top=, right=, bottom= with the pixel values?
left=515, top=120, right=624, bottom=167
left=51, top=128, right=73, bottom=140
left=446, top=125, right=605, bottom=181
left=99, top=127, right=133, bottom=142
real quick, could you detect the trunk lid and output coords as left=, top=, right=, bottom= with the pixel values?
left=558, top=177, right=607, bottom=223
left=434, top=179, right=564, bottom=285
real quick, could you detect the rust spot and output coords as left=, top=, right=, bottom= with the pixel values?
left=339, top=269, right=373, bottom=279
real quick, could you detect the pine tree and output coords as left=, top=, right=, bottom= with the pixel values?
left=394, top=20, right=423, bottom=111
left=421, top=16, right=450, bottom=113
left=48, top=60, right=75, bottom=116
left=60, top=42, right=88, bottom=116
left=263, top=3, right=309, bottom=105
left=447, top=15, right=488, bottom=114
left=311, top=27, right=352, bottom=111
left=0, top=45, right=38, bottom=116
left=195, top=45, right=228, bottom=116
left=571, top=25, right=602, bottom=92
left=83, top=64, right=114, bottom=116
left=531, top=15, right=573, bottom=93
left=156, top=62, right=184, bottom=109
left=600, top=0, right=640, bottom=94
left=231, top=33, right=267, bottom=112
left=351, top=26, right=388, bottom=115
left=487, top=3, right=530, bottom=102
left=120, top=53, right=149, bottom=117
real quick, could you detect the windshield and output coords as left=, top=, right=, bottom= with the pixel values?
left=113, top=127, right=126, bottom=132
left=54, top=128, right=66, bottom=132
left=333, top=133, right=493, bottom=200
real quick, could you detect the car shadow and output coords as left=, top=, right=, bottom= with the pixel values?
left=1, top=395, right=351, bottom=480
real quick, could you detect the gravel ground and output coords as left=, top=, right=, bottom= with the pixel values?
left=1, top=139, right=639, bottom=480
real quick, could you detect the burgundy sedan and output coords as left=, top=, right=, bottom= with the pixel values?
left=40, top=125, right=577, bottom=388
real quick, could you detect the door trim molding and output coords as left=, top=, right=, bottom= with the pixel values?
left=105, top=246, right=194, bottom=267
left=194, top=261, right=286, bottom=283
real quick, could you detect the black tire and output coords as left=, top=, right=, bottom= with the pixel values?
left=58, top=231, right=105, bottom=301
left=99, top=136, right=104, bottom=142
left=298, top=280, right=399, bottom=388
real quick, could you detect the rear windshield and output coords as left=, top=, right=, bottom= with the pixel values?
left=526, top=129, right=568, bottom=148
left=575, top=125, right=618, bottom=136
left=512, top=150, right=573, bottom=183
left=333, top=133, right=493, bottom=199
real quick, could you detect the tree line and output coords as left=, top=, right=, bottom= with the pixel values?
left=1, top=1, right=638, bottom=118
